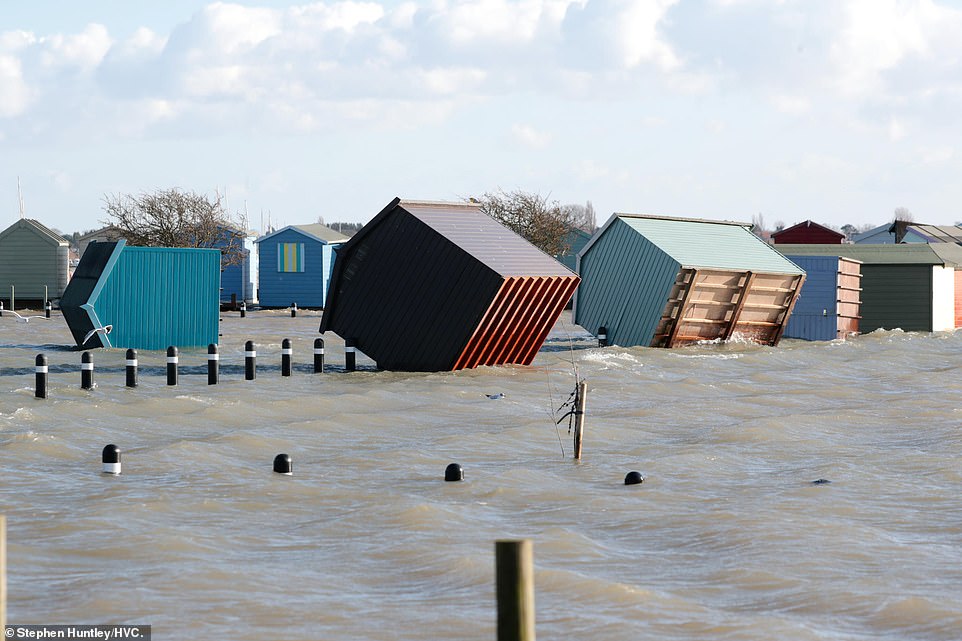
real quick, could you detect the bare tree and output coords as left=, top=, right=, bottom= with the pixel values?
left=470, top=189, right=576, bottom=256
left=102, top=188, right=245, bottom=267
left=563, top=200, right=598, bottom=233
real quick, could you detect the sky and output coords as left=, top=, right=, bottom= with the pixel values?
left=2, top=0, right=962, bottom=235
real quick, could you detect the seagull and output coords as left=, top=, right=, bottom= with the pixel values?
left=82, top=324, right=113, bottom=346
left=6, top=310, right=49, bottom=323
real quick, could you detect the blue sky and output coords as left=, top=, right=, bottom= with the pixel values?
left=2, top=0, right=961, bottom=235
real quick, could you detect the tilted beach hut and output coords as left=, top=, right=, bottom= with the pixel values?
left=776, top=244, right=962, bottom=332
left=255, top=223, right=349, bottom=308
left=0, top=218, right=70, bottom=305
left=61, top=240, right=220, bottom=350
left=320, top=197, right=580, bottom=371
left=574, top=214, right=806, bottom=347
left=781, top=255, right=862, bottom=341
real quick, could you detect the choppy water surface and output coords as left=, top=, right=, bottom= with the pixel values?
left=1, top=309, right=960, bottom=640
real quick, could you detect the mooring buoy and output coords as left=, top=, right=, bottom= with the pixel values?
left=624, top=471, right=644, bottom=485
left=445, top=463, right=464, bottom=482
left=274, top=453, right=292, bottom=475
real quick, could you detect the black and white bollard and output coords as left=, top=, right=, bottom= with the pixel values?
left=291, top=302, right=298, bottom=318
left=35, top=354, right=48, bottom=399
left=273, top=453, right=292, bottom=475
left=624, top=471, right=644, bottom=485
left=281, top=338, right=293, bottom=376
left=313, top=338, right=324, bottom=373
left=598, top=326, right=608, bottom=347
left=81, top=351, right=94, bottom=390
left=240, top=301, right=247, bottom=318
left=445, top=463, right=464, bottom=482
left=102, top=444, right=121, bottom=475
left=0, top=300, right=4, bottom=316
left=45, top=300, right=52, bottom=318
left=125, top=348, right=138, bottom=388
left=207, top=344, right=219, bottom=385
left=345, top=338, right=357, bottom=372
left=245, top=340, right=256, bottom=380
left=166, top=346, right=178, bottom=386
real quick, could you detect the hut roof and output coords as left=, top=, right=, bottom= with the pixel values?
left=582, top=213, right=803, bottom=274
left=256, top=223, right=349, bottom=244
left=777, top=243, right=962, bottom=266
left=0, top=218, right=69, bottom=246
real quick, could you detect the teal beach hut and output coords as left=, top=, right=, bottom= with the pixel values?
left=574, top=213, right=806, bottom=347
left=61, top=240, right=220, bottom=350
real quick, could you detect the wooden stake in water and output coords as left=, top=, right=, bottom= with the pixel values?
left=496, top=539, right=535, bottom=641
left=573, top=381, right=587, bottom=460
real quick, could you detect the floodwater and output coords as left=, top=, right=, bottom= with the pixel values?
left=1, top=308, right=960, bottom=640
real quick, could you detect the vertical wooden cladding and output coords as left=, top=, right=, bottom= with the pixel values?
left=837, top=258, right=862, bottom=338
left=653, top=268, right=803, bottom=347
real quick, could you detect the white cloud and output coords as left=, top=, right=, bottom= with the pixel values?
left=770, top=93, right=810, bottom=116
left=511, top=123, right=553, bottom=148
left=0, top=55, right=31, bottom=117
left=39, top=23, right=112, bottom=71
left=888, top=116, right=905, bottom=141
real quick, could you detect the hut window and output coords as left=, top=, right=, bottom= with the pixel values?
left=278, top=243, right=305, bottom=272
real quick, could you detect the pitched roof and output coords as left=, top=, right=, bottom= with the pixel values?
left=770, top=219, right=845, bottom=240
left=904, top=224, right=962, bottom=243
left=0, top=218, right=69, bottom=246
left=776, top=243, right=962, bottom=266
left=582, top=213, right=803, bottom=274
left=255, top=223, right=349, bottom=244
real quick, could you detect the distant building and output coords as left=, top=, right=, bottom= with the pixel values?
left=320, top=197, right=579, bottom=371
left=0, top=218, right=70, bottom=305
left=255, top=223, right=349, bottom=308
left=61, top=240, right=220, bottom=350
left=575, top=213, right=806, bottom=347
left=216, top=226, right=259, bottom=305
left=77, top=225, right=125, bottom=257
left=771, top=220, right=845, bottom=244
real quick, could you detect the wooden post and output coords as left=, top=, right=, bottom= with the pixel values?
left=573, top=381, right=587, bottom=460
left=496, top=539, right=535, bottom=641
left=1, top=514, right=6, bottom=631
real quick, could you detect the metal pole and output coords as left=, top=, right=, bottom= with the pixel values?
left=166, top=346, right=178, bottom=386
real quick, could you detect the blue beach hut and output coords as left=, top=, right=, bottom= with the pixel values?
left=255, top=224, right=349, bottom=308
left=781, top=255, right=862, bottom=341
left=60, top=240, right=220, bottom=350
left=217, top=227, right=259, bottom=305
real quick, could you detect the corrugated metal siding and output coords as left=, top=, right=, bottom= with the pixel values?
left=619, top=216, right=803, bottom=274
left=404, top=202, right=575, bottom=277
left=860, top=264, right=932, bottom=332
left=257, top=229, right=331, bottom=307
left=96, top=247, right=220, bottom=350
left=0, top=222, right=69, bottom=299
left=574, top=218, right=680, bottom=346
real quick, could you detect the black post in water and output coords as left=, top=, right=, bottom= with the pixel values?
left=598, top=326, right=608, bottom=347
left=35, top=354, right=48, bottom=399
left=166, top=346, right=178, bottom=385
left=81, top=351, right=94, bottom=389
left=291, top=302, right=298, bottom=318
left=125, top=348, right=138, bottom=388
left=240, top=301, right=247, bottom=318
left=245, top=340, right=256, bottom=380
left=273, top=453, right=292, bottom=475
left=313, top=338, right=324, bottom=373
left=345, top=338, right=356, bottom=372
left=0, top=300, right=4, bottom=316
left=102, top=444, right=121, bottom=475
left=45, top=300, right=52, bottom=318
left=281, top=338, right=292, bottom=376
left=207, top=344, right=219, bottom=385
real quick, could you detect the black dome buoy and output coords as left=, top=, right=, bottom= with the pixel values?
left=444, top=463, right=464, bottom=482
left=624, top=471, right=644, bottom=485
left=811, top=478, right=831, bottom=485
left=102, top=444, right=121, bottom=475
left=274, top=453, right=292, bottom=475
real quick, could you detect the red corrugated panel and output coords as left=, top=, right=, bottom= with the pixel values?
left=453, top=275, right=579, bottom=370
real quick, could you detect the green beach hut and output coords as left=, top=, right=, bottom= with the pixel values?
left=0, top=218, right=70, bottom=307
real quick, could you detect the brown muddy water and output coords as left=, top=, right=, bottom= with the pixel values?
left=0, top=308, right=960, bottom=640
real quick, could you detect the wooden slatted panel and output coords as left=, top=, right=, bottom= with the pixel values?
left=837, top=258, right=862, bottom=338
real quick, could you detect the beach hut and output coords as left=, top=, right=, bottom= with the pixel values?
left=320, top=197, right=580, bottom=371
left=776, top=244, right=962, bottom=332
left=216, top=226, right=259, bottom=305
left=60, top=240, right=220, bottom=350
left=255, top=223, right=349, bottom=308
left=771, top=220, right=845, bottom=244
left=0, top=218, right=70, bottom=306
left=781, top=255, right=862, bottom=340
left=556, top=227, right=593, bottom=272
left=76, top=225, right=124, bottom=258
left=574, top=214, right=806, bottom=347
